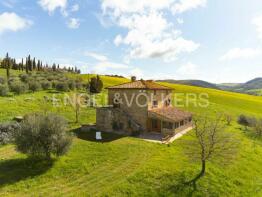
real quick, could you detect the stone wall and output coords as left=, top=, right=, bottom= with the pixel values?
left=147, top=90, right=172, bottom=109
left=108, top=89, right=148, bottom=130
left=96, top=107, right=142, bottom=134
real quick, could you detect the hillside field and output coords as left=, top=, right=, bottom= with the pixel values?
left=0, top=69, right=262, bottom=196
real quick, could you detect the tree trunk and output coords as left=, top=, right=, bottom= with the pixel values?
left=200, top=160, right=206, bottom=176
left=75, top=108, right=79, bottom=123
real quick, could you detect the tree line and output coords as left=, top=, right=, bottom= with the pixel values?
left=0, top=53, right=81, bottom=78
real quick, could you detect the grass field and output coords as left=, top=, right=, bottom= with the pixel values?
left=0, top=69, right=262, bottom=196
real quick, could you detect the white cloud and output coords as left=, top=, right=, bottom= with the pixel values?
left=129, top=68, right=144, bottom=79
left=252, top=15, right=262, bottom=40
left=177, top=18, right=184, bottom=24
left=93, top=61, right=129, bottom=73
left=171, top=0, right=206, bottom=14
left=0, top=12, right=32, bottom=34
left=71, top=4, right=79, bottom=12
left=102, top=0, right=174, bottom=16
left=67, top=18, right=80, bottom=29
left=220, top=48, right=262, bottom=61
left=114, top=35, right=123, bottom=46
left=101, top=0, right=201, bottom=62
left=177, top=62, right=198, bottom=77
left=84, top=52, right=108, bottom=61
left=38, top=0, right=67, bottom=14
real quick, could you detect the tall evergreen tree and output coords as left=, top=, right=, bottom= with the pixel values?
left=52, top=63, right=56, bottom=71
left=28, top=55, right=32, bottom=71
left=21, top=58, right=24, bottom=71
left=5, top=53, right=10, bottom=81
left=33, top=57, right=36, bottom=70
left=25, top=57, right=29, bottom=74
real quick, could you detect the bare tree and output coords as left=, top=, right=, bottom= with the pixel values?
left=254, top=119, right=262, bottom=137
left=66, top=93, right=81, bottom=123
left=184, top=114, right=238, bottom=186
left=224, top=113, right=232, bottom=125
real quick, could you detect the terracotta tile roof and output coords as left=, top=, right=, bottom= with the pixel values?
left=107, top=80, right=172, bottom=90
left=148, top=107, right=192, bottom=122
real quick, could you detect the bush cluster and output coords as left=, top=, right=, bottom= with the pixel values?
left=0, top=76, right=5, bottom=84
left=0, top=84, right=9, bottom=96
left=0, top=122, right=20, bottom=145
left=238, top=114, right=262, bottom=137
left=10, top=82, right=28, bottom=94
left=56, top=82, right=69, bottom=92
left=41, top=80, right=51, bottom=90
left=0, top=71, right=86, bottom=96
left=15, top=113, right=72, bottom=159
left=29, top=81, right=41, bottom=92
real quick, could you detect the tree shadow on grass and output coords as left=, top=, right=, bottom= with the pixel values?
left=166, top=172, right=203, bottom=197
left=46, top=90, right=60, bottom=94
left=72, top=128, right=125, bottom=143
left=0, top=157, right=54, bottom=187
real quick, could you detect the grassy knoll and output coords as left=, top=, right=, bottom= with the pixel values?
left=0, top=70, right=262, bottom=196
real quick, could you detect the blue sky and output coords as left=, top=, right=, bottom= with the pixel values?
left=0, top=0, right=262, bottom=83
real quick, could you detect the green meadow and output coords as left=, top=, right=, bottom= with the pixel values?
left=0, top=69, right=262, bottom=196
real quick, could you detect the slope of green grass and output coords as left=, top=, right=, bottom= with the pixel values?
left=0, top=70, right=262, bottom=196
left=246, top=89, right=262, bottom=96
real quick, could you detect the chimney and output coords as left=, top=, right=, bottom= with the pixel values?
left=131, top=76, right=136, bottom=82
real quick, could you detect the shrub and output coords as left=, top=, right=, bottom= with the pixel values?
left=76, top=82, right=83, bottom=90
left=247, top=117, right=257, bottom=127
left=14, top=113, right=72, bottom=159
left=52, top=80, right=58, bottom=89
left=29, top=81, right=42, bottom=92
left=0, top=122, right=20, bottom=145
left=8, top=77, right=19, bottom=84
left=47, top=76, right=54, bottom=81
left=56, top=82, right=69, bottom=92
left=0, top=76, right=5, bottom=84
left=238, top=115, right=249, bottom=128
left=90, top=75, right=103, bottom=93
left=68, top=80, right=76, bottom=90
left=0, top=84, right=9, bottom=96
left=41, top=81, right=51, bottom=90
left=10, top=82, right=28, bottom=94
left=19, top=74, right=29, bottom=83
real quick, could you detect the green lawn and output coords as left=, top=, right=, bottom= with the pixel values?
left=0, top=69, right=262, bottom=196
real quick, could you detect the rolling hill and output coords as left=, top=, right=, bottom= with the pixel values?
left=159, top=78, right=262, bottom=96
left=0, top=69, right=262, bottom=196
left=157, top=79, right=219, bottom=89
left=218, top=78, right=262, bottom=96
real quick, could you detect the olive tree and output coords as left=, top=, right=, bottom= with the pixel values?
left=15, top=113, right=72, bottom=159
left=0, top=122, right=20, bottom=145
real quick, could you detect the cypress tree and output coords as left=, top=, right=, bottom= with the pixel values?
left=21, top=58, right=24, bottom=71
left=25, top=57, right=29, bottom=74
left=37, top=60, right=40, bottom=71
left=6, top=53, right=10, bottom=81
left=33, top=57, right=36, bottom=70
left=28, top=55, right=32, bottom=71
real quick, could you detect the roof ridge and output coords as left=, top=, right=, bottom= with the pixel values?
left=106, top=79, right=173, bottom=90
left=140, top=79, right=148, bottom=88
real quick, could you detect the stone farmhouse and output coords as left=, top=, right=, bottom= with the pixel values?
left=96, top=77, right=192, bottom=137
